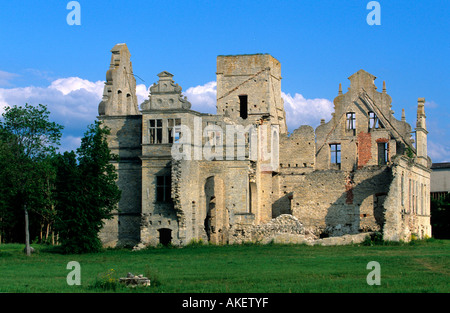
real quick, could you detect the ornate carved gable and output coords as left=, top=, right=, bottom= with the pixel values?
left=141, top=71, right=191, bottom=111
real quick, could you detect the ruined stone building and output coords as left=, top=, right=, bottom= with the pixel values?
left=98, top=43, right=432, bottom=248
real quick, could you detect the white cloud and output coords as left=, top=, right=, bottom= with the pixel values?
left=60, top=135, right=82, bottom=153
left=0, top=77, right=104, bottom=154
left=49, top=77, right=104, bottom=97
left=0, top=70, right=19, bottom=87
left=13, top=77, right=450, bottom=163
left=181, top=81, right=334, bottom=131
left=0, top=92, right=8, bottom=115
left=428, top=141, right=450, bottom=163
left=281, top=92, right=333, bottom=131
left=0, top=77, right=152, bottom=153
left=424, top=100, right=438, bottom=109
left=183, top=81, right=217, bottom=114
left=0, top=84, right=100, bottom=126
left=136, top=84, right=149, bottom=105
left=1, top=75, right=333, bottom=137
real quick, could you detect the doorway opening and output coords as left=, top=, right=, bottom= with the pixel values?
left=158, top=228, right=172, bottom=246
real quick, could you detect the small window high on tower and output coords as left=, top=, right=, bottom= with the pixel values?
left=239, top=95, right=248, bottom=119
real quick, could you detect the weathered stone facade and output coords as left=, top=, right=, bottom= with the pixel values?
left=97, top=44, right=432, bottom=248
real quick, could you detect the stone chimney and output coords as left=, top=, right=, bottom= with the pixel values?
left=415, top=98, right=428, bottom=166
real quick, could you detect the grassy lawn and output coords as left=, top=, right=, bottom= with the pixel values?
left=0, top=240, right=449, bottom=293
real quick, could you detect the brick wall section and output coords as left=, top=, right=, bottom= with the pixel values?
left=357, top=132, right=372, bottom=168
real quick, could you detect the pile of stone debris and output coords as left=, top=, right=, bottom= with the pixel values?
left=119, top=272, right=151, bottom=287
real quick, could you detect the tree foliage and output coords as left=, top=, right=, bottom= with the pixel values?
left=430, top=194, right=450, bottom=239
left=54, top=121, right=121, bottom=253
left=0, top=103, right=63, bottom=159
left=0, top=104, right=121, bottom=254
left=0, top=104, right=63, bottom=251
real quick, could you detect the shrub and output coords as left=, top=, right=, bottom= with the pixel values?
left=90, top=269, right=122, bottom=291
left=144, top=266, right=161, bottom=287
left=186, top=238, right=206, bottom=247
left=362, top=232, right=384, bottom=246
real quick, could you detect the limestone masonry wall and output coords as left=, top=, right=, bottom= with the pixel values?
left=97, top=44, right=432, bottom=248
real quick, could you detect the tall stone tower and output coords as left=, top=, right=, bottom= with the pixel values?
left=98, top=43, right=140, bottom=116
left=215, top=54, right=286, bottom=224
left=97, top=43, right=142, bottom=247
left=216, top=54, right=287, bottom=134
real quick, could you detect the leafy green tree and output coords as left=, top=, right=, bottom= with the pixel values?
left=0, top=104, right=63, bottom=254
left=33, top=155, right=58, bottom=244
left=54, top=121, right=121, bottom=253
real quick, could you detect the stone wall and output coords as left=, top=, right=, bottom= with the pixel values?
left=216, top=54, right=287, bottom=134
left=229, top=214, right=305, bottom=244
left=291, top=166, right=392, bottom=238
left=98, top=115, right=142, bottom=247
left=279, top=125, right=315, bottom=170
left=228, top=214, right=372, bottom=246
left=97, top=45, right=431, bottom=247
left=383, top=156, right=432, bottom=241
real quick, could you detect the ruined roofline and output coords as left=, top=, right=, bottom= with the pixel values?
left=217, top=53, right=271, bottom=57
left=348, top=69, right=376, bottom=81
left=216, top=53, right=280, bottom=64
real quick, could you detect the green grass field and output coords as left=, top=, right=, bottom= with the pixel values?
left=0, top=240, right=449, bottom=293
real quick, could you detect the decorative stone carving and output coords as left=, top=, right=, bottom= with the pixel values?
left=141, top=71, right=191, bottom=111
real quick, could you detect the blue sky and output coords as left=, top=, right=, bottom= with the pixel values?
left=0, top=0, right=449, bottom=161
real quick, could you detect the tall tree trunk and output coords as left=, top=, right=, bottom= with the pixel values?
left=45, top=223, right=50, bottom=242
left=24, top=205, right=31, bottom=256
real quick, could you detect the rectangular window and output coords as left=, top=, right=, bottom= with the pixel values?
left=409, top=179, right=412, bottom=213
left=156, top=175, right=172, bottom=202
left=239, top=95, right=248, bottom=119
left=149, top=119, right=163, bottom=144
left=416, top=181, right=419, bottom=215
left=420, top=183, right=424, bottom=215
left=330, top=144, right=341, bottom=165
left=346, top=112, right=356, bottom=130
left=369, top=111, right=379, bottom=129
left=168, top=118, right=181, bottom=143
left=378, top=142, right=388, bottom=165
left=401, top=174, right=404, bottom=207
